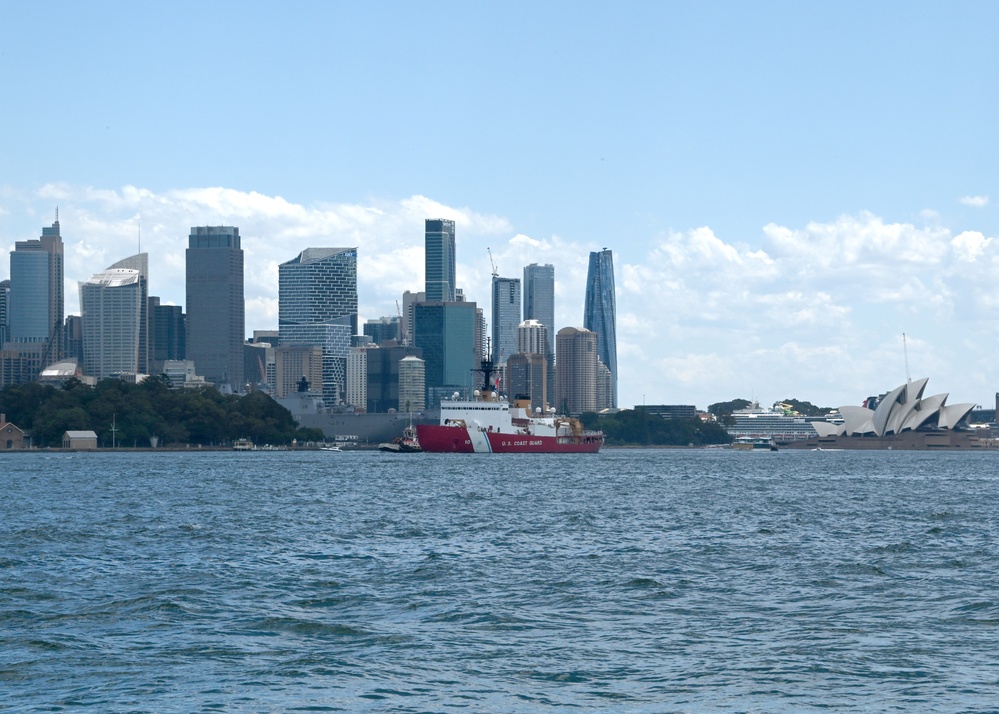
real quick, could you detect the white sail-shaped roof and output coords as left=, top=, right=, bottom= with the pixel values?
left=939, top=403, right=975, bottom=429
left=840, top=405, right=876, bottom=435
left=831, top=379, right=973, bottom=438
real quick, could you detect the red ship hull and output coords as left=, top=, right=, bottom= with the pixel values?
left=415, top=424, right=603, bottom=453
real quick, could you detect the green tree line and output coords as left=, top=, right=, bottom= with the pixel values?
left=0, top=377, right=324, bottom=448
left=579, top=409, right=731, bottom=446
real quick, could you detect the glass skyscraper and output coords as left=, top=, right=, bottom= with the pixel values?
left=523, top=263, right=555, bottom=343
left=491, top=276, right=521, bottom=366
left=8, top=218, right=64, bottom=354
left=424, top=219, right=456, bottom=302
left=186, top=226, right=244, bottom=390
left=414, top=301, right=477, bottom=406
left=523, top=262, right=555, bottom=402
left=583, top=248, right=617, bottom=408
left=279, top=247, right=358, bottom=404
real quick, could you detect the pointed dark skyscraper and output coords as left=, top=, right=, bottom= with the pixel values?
left=583, top=248, right=617, bottom=408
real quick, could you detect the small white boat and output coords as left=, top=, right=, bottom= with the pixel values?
left=320, top=445, right=342, bottom=452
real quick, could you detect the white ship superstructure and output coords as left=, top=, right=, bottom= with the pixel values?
left=726, top=402, right=824, bottom=443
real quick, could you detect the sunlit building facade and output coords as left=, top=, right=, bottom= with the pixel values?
left=79, top=268, right=143, bottom=379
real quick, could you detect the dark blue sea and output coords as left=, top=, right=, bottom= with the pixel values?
left=2, top=449, right=999, bottom=712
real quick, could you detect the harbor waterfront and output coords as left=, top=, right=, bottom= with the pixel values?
left=2, top=450, right=999, bottom=711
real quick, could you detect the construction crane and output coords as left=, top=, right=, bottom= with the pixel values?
left=487, top=247, right=498, bottom=277
left=396, top=300, right=407, bottom=345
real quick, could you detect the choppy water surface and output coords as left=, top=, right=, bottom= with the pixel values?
left=2, top=449, right=999, bottom=712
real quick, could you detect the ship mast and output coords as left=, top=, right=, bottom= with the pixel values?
left=472, top=337, right=497, bottom=398
left=902, top=332, right=911, bottom=384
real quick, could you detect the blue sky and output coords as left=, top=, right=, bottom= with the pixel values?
left=2, top=2, right=999, bottom=410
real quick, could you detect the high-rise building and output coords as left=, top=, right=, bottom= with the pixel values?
left=583, top=249, right=617, bottom=407
left=523, top=263, right=555, bottom=340
left=274, top=344, right=324, bottom=398
left=107, top=254, right=148, bottom=374
left=402, top=290, right=425, bottom=345
left=0, top=279, right=9, bottom=347
left=363, top=316, right=401, bottom=345
left=365, top=344, right=423, bottom=413
left=186, top=226, right=244, bottom=390
left=425, top=219, right=456, bottom=302
left=8, top=217, right=65, bottom=356
left=414, top=301, right=478, bottom=406
left=491, top=276, right=521, bottom=366
left=79, top=268, right=143, bottom=379
left=555, top=326, right=598, bottom=416
left=398, top=355, right=426, bottom=413
left=517, top=318, right=549, bottom=356
left=2, top=218, right=66, bottom=385
left=524, top=263, right=555, bottom=403
left=278, top=247, right=358, bottom=404
left=346, top=346, right=368, bottom=411
left=148, top=297, right=186, bottom=374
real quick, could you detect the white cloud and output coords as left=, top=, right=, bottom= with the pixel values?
left=959, top=195, right=989, bottom=208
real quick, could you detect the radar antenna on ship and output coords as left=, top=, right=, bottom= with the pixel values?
left=472, top=337, right=497, bottom=398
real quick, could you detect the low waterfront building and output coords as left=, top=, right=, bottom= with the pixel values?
left=63, top=430, right=97, bottom=450
left=0, top=414, right=26, bottom=450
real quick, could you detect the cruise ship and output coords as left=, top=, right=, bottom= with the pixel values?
left=726, top=402, right=826, bottom=443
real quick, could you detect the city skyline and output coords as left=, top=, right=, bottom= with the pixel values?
left=3, top=4, right=999, bottom=410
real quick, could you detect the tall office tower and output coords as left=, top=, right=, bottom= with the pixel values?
left=515, top=318, right=550, bottom=408
left=425, top=219, right=456, bottom=302
left=507, top=352, right=547, bottom=411
left=491, top=276, right=521, bottom=366
left=555, top=326, right=598, bottom=416
left=523, top=263, right=555, bottom=340
left=107, top=254, right=148, bottom=373
left=8, top=217, right=65, bottom=359
left=0, top=279, right=9, bottom=346
left=79, top=268, right=143, bottom=379
left=414, top=301, right=478, bottom=406
left=186, top=226, right=244, bottom=391
left=524, top=263, right=555, bottom=404
left=148, top=297, right=186, bottom=374
left=583, top=249, right=617, bottom=407
left=398, top=355, right=426, bottom=412
left=402, top=290, right=425, bottom=345
left=278, top=247, right=358, bottom=404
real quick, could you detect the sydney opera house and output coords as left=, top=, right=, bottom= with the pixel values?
left=789, top=378, right=980, bottom=450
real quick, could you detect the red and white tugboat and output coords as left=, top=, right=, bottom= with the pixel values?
left=415, top=356, right=603, bottom=454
